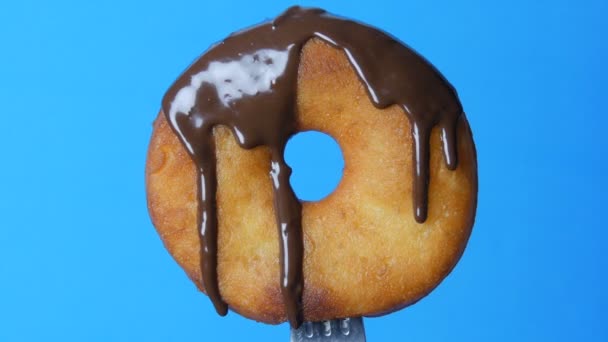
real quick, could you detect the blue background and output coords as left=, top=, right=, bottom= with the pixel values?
left=1, top=0, right=606, bottom=341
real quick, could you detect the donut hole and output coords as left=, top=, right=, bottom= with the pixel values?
left=284, top=131, right=344, bottom=201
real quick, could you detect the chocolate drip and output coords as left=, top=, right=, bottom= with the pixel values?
left=161, top=6, right=463, bottom=327
left=269, top=146, right=304, bottom=326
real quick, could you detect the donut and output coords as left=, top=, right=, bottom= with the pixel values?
left=146, top=6, right=477, bottom=327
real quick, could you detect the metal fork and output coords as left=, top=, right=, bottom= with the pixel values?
left=290, top=317, right=366, bottom=342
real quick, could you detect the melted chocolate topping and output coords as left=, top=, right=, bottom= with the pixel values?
left=161, top=6, right=463, bottom=328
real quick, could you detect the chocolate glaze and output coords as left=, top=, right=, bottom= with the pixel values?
left=161, top=6, right=463, bottom=328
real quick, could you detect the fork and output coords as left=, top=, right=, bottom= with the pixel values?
left=290, top=317, right=366, bottom=342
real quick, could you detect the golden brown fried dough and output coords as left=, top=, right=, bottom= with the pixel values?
left=146, top=39, right=477, bottom=324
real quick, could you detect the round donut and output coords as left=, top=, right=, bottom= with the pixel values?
left=146, top=38, right=477, bottom=324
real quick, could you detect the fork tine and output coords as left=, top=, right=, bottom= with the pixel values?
left=290, top=317, right=366, bottom=342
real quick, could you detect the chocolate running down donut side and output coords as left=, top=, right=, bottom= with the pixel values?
left=161, top=6, right=463, bottom=328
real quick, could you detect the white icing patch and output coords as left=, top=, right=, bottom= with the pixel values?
left=169, top=47, right=292, bottom=119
